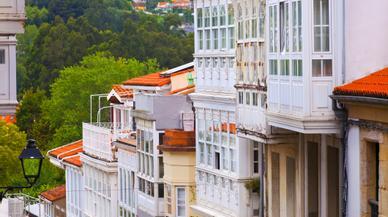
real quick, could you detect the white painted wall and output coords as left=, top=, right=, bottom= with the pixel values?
left=344, top=0, right=388, bottom=82
left=346, top=125, right=361, bottom=217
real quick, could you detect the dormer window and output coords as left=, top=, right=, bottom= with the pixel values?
left=0, top=49, right=5, bottom=64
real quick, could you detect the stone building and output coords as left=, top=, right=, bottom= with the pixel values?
left=332, top=67, right=388, bottom=217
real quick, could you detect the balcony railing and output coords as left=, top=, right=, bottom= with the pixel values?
left=83, top=122, right=132, bottom=161
left=369, top=199, right=378, bottom=217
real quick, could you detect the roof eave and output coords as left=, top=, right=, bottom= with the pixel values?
left=330, top=94, right=388, bottom=105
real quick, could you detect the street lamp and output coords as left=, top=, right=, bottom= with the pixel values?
left=0, top=139, right=44, bottom=202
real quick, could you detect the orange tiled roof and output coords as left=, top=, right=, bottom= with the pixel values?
left=112, top=85, right=133, bottom=99
left=63, top=155, right=82, bottom=167
left=40, top=185, right=66, bottom=202
left=333, top=67, right=388, bottom=98
left=48, top=140, right=83, bottom=167
left=0, top=115, right=16, bottom=124
left=123, top=72, right=171, bottom=87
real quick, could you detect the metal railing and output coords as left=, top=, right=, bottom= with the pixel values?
left=369, top=199, right=378, bottom=217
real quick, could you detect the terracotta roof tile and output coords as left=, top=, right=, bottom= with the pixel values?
left=112, top=85, right=133, bottom=99
left=333, top=67, right=388, bottom=98
left=0, top=115, right=16, bottom=124
left=63, top=156, right=82, bottom=167
left=48, top=140, right=83, bottom=167
left=49, top=140, right=83, bottom=159
left=123, top=72, right=171, bottom=87
left=40, top=185, right=66, bottom=202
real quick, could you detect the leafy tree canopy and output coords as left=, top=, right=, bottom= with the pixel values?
left=37, top=53, right=158, bottom=148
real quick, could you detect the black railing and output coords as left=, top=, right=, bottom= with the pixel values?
left=369, top=199, right=378, bottom=217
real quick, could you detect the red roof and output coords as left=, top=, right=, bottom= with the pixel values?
left=63, top=155, right=82, bottom=167
left=40, top=185, right=66, bottom=202
left=0, top=115, right=16, bottom=124
left=123, top=72, right=171, bottom=87
left=334, top=67, right=388, bottom=98
left=48, top=140, right=83, bottom=167
left=112, top=85, right=133, bottom=99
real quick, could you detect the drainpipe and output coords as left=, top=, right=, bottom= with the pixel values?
left=331, top=97, right=348, bottom=217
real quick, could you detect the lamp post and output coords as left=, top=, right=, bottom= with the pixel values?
left=0, top=139, right=44, bottom=202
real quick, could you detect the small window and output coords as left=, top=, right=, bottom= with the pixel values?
left=238, top=91, right=244, bottom=104
left=0, top=50, right=5, bottom=64
left=158, top=183, right=164, bottom=198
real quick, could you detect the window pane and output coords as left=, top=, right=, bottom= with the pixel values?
left=197, top=8, right=203, bottom=27
left=220, top=6, right=226, bottom=25
left=308, top=142, right=319, bottom=217
left=281, top=60, right=290, bottom=76
left=313, top=0, right=321, bottom=25
left=229, top=27, right=235, bottom=49
left=322, top=0, right=329, bottom=25
left=206, top=30, right=211, bottom=49
left=269, top=60, right=278, bottom=75
left=312, top=60, right=321, bottom=77
left=322, top=26, right=330, bottom=51
left=213, top=29, right=218, bottom=50
left=198, top=31, right=203, bottom=50
left=212, top=6, right=218, bottom=26
left=314, top=27, right=321, bottom=51
left=246, top=92, right=250, bottom=105
left=228, top=4, right=234, bottom=25
left=322, top=59, right=332, bottom=76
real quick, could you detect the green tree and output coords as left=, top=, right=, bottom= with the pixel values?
left=37, top=53, right=159, bottom=148
left=16, top=88, right=47, bottom=139
left=0, top=121, right=27, bottom=186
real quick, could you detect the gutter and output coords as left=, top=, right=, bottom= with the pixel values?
left=330, top=96, right=348, bottom=217
left=330, top=95, right=388, bottom=105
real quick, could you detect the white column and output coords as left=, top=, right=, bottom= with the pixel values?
left=347, top=125, right=361, bottom=217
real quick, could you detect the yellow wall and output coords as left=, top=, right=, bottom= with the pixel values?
left=163, top=151, right=196, bottom=217
left=347, top=103, right=388, bottom=217
left=171, top=71, right=196, bottom=92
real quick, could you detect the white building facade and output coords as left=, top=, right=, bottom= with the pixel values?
left=0, top=0, right=24, bottom=116
left=191, top=0, right=257, bottom=215
left=233, top=0, right=266, bottom=216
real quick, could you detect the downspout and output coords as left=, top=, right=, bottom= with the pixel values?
left=331, top=97, right=348, bottom=217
